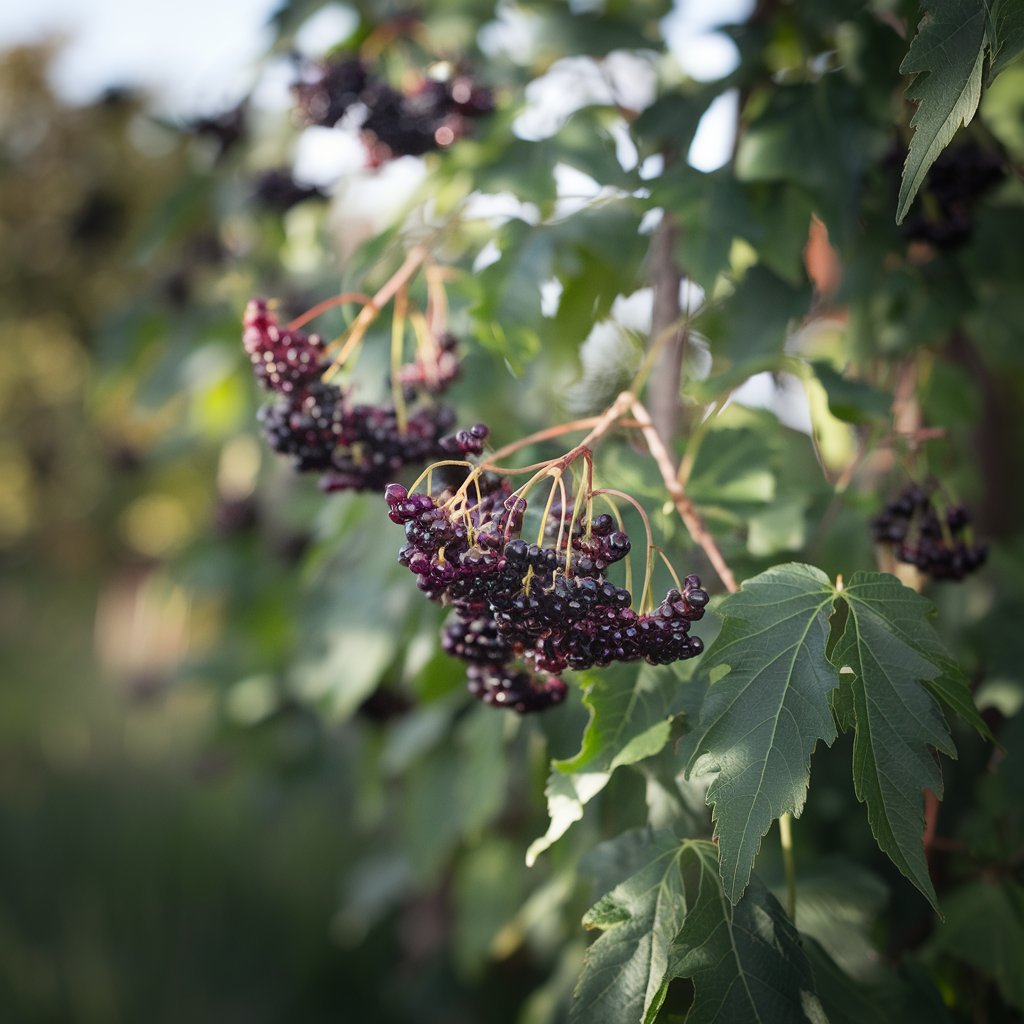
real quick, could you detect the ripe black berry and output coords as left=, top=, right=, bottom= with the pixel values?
left=385, top=480, right=707, bottom=711
left=872, top=482, right=987, bottom=581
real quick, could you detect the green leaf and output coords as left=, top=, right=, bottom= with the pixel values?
left=735, top=77, right=881, bottom=240
left=896, top=0, right=989, bottom=224
left=927, top=879, right=1024, bottom=1012
left=572, top=828, right=688, bottom=1024
left=991, top=0, right=1024, bottom=78
left=809, top=360, right=891, bottom=424
left=684, top=564, right=840, bottom=903
left=562, top=663, right=693, bottom=775
left=527, top=663, right=695, bottom=865
left=829, top=572, right=958, bottom=909
left=805, top=936, right=955, bottom=1024
left=922, top=673, right=995, bottom=742
left=469, top=218, right=553, bottom=373
left=670, top=844, right=828, bottom=1024
left=573, top=834, right=826, bottom=1024
left=632, top=90, right=714, bottom=161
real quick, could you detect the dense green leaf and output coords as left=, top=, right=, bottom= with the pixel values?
left=927, top=879, right=1024, bottom=1012
left=808, top=360, right=891, bottom=424
left=829, top=572, right=958, bottom=908
left=736, top=77, right=881, bottom=240
left=991, top=0, right=1024, bottom=77
left=528, top=663, right=695, bottom=864
left=469, top=217, right=553, bottom=373
left=574, top=834, right=826, bottom=1024
left=572, top=828, right=689, bottom=1024
left=684, top=564, right=839, bottom=903
left=805, top=936, right=955, bottom=1024
left=896, top=0, right=989, bottom=223
left=670, top=844, right=827, bottom=1024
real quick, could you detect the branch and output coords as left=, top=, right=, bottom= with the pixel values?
left=646, top=214, right=686, bottom=444
left=630, top=398, right=739, bottom=594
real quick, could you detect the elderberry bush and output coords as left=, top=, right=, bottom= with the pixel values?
left=292, top=54, right=493, bottom=165
left=243, top=299, right=468, bottom=491
left=872, top=482, right=987, bottom=581
left=385, top=477, right=707, bottom=713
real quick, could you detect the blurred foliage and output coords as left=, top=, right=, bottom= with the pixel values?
left=2, top=0, right=1024, bottom=1021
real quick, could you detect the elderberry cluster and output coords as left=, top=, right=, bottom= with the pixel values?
left=243, top=299, right=468, bottom=492
left=385, top=478, right=707, bottom=713
left=292, top=55, right=494, bottom=165
left=872, top=483, right=987, bottom=581
left=900, top=141, right=1005, bottom=250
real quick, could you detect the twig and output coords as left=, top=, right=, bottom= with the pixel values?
left=323, top=246, right=430, bottom=382
left=629, top=398, right=739, bottom=594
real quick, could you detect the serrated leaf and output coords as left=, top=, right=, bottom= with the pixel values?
left=574, top=834, right=826, bottom=1024
left=527, top=663, right=695, bottom=865
left=829, top=572, right=958, bottom=909
left=922, top=672, right=995, bottom=742
left=572, top=828, right=689, bottom=1024
left=684, top=564, right=840, bottom=903
left=562, top=663, right=693, bottom=775
left=670, top=843, right=828, bottom=1024
left=896, top=0, right=989, bottom=224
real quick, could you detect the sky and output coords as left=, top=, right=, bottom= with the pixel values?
left=0, top=0, right=797, bottom=424
left=0, top=0, right=751, bottom=124
left=0, top=0, right=281, bottom=114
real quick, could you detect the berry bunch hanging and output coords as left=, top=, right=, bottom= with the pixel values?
left=872, top=482, right=987, bottom=581
left=384, top=460, right=708, bottom=713
left=899, top=140, right=1005, bottom=250
left=241, top=251, right=474, bottom=492
left=292, top=53, right=494, bottom=166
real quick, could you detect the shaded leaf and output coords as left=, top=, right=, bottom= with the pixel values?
left=574, top=834, right=826, bottom=1024
left=670, top=844, right=828, bottom=1024
left=991, top=0, right=1024, bottom=78
left=528, top=663, right=695, bottom=865
left=829, top=572, right=958, bottom=908
left=809, top=360, right=891, bottom=424
left=805, top=936, right=955, bottom=1024
left=572, top=828, right=688, bottom=1024
left=927, top=879, right=1024, bottom=1012
left=896, top=0, right=989, bottom=223
left=684, top=564, right=839, bottom=903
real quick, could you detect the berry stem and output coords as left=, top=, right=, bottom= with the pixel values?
left=425, top=264, right=452, bottom=339
left=323, top=245, right=430, bottom=381
left=654, top=546, right=685, bottom=596
left=287, top=292, right=375, bottom=332
left=592, top=487, right=655, bottom=611
left=629, top=398, right=739, bottom=594
left=391, top=287, right=409, bottom=433
left=484, top=417, right=605, bottom=465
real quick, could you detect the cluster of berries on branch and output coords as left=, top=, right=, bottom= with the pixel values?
left=872, top=482, right=987, bottom=581
left=385, top=471, right=707, bottom=713
left=243, top=297, right=468, bottom=492
left=293, top=54, right=494, bottom=166
left=899, top=140, right=1005, bottom=250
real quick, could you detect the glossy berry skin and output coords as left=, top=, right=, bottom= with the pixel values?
left=385, top=480, right=707, bottom=712
left=243, top=299, right=326, bottom=394
left=244, top=299, right=480, bottom=492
